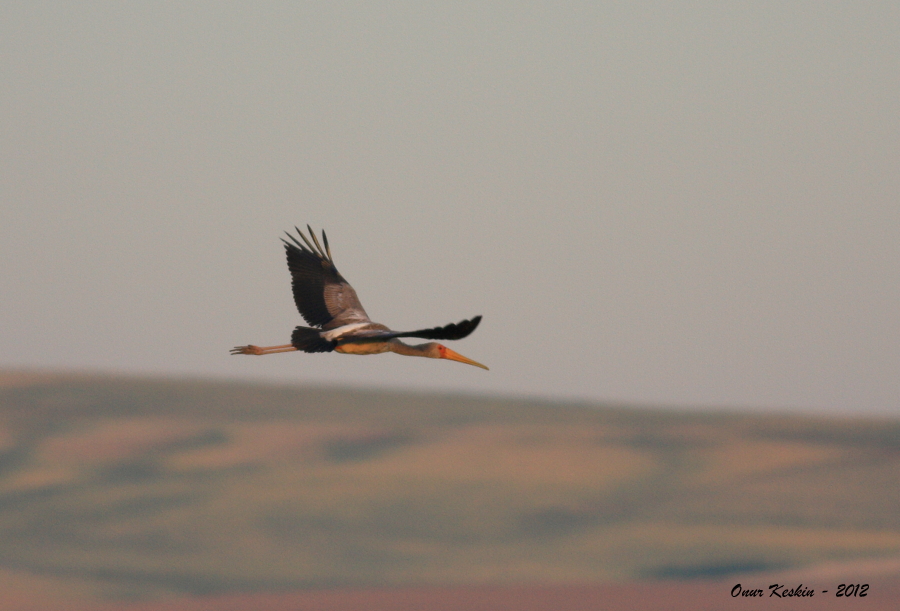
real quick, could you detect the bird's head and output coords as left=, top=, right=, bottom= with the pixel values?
left=431, top=343, right=489, bottom=370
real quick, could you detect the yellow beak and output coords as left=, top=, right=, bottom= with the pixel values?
left=441, top=347, right=489, bottom=370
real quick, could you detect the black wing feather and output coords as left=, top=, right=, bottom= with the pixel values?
left=349, top=316, right=482, bottom=343
left=282, top=226, right=370, bottom=329
left=291, top=326, right=336, bottom=353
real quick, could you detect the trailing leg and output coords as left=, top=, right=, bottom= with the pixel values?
left=230, top=344, right=297, bottom=355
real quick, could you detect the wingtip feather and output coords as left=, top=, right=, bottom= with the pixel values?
left=322, top=230, right=333, bottom=262
left=307, top=225, right=327, bottom=259
left=295, top=226, right=317, bottom=252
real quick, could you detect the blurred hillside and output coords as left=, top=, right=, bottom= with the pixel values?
left=1, top=371, right=899, bottom=605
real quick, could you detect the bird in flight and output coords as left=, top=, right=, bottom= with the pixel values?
left=231, top=225, right=488, bottom=370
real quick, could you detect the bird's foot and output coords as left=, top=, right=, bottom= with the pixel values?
left=230, top=345, right=263, bottom=355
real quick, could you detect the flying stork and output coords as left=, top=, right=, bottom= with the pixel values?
left=231, top=225, right=488, bottom=370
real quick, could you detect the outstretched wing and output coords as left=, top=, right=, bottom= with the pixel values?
left=282, top=225, right=371, bottom=329
left=348, top=316, right=482, bottom=343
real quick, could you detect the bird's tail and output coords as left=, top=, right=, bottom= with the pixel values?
left=291, top=326, right=335, bottom=353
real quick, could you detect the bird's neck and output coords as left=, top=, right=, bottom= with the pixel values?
left=388, top=340, right=438, bottom=359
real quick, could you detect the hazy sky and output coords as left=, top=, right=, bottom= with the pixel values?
left=2, top=2, right=899, bottom=414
